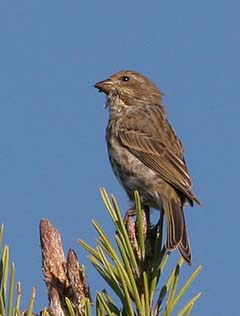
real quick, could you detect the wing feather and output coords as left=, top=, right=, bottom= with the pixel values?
left=117, top=108, right=201, bottom=205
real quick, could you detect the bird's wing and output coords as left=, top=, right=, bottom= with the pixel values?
left=118, top=108, right=200, bottom=205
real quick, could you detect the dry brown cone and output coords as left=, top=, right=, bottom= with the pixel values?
left=39, top=219, right=91, bottom=316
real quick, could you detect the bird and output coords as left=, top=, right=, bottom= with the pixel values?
left=94, top=70, right=201, bottom=264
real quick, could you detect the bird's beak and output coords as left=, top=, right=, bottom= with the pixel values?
left=94, top=79, right=113, bottom=95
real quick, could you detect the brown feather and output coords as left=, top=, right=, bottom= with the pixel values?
left=117, top=105, right=201, bottom=205
left=162, top=196, right=184, bottom=249
left=178, top=220, right=192, bottom=265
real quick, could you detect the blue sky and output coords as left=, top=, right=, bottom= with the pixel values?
left=0, top=1, right=239, bottom=315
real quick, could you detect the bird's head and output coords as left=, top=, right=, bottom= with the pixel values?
left=94, top=70, right=163, bottom=110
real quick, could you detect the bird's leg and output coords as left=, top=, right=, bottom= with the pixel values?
left=124, top=205, right=151, bottom=241
left=124, top=207, right=137, bottom=221
left=124, top=205, right=150, bottom=220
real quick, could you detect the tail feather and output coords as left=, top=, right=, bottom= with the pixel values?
left=178, top=219, right=192, bottom=265
left=162, top=197, right=184, bottom=250
left=162, top=196, right=192, bottom=264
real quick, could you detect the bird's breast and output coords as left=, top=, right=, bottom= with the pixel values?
left=106, top=120, right=158, bottom=205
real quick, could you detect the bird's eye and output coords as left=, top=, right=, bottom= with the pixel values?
left=122, top=76, right=130, bottom=82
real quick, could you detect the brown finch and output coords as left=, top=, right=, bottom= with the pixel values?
left=95, top=70, right=201, bottom=264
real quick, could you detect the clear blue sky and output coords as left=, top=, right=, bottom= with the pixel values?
left=0, top=1, right=239, bottom=315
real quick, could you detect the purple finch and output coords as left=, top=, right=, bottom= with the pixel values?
left=95, top=70, right=201, bottom=264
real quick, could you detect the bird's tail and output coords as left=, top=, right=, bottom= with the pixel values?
left=178, top=218, right=192, bottom=265
left=162, top=196, right=192, bottom=265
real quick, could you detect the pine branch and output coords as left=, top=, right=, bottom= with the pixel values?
left=0, top=188, right=202, bottom=316
left=79, top=188, right=202, bottom=316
